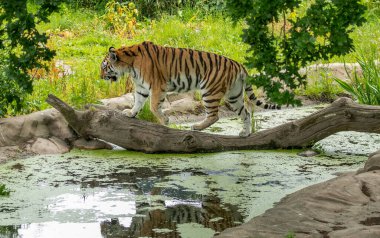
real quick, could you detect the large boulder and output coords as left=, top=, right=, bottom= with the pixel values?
left=217, top=151, right=380, bottom=238
left=0, top=109, right=76, bottom=147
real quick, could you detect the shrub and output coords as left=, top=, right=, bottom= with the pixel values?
left=103, top=1, right=139, bottom=38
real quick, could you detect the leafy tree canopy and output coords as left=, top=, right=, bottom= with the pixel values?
left=0, top=0, right=61, bottom=116
left=226, top=0, right=367, bottom=106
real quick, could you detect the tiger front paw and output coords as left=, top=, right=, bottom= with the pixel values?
left=122, top=109, right=136, bottom=118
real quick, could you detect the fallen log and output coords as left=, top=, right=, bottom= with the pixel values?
left=46, top=94, right=380, bottom=153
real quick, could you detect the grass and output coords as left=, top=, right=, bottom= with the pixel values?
left=136, top=100, right=159, bottom=123
left=5, top=3, right=380, bottom=116
left=285, top=231, right=296, bottom=238
left=18, top=4, right=248, bottom=115
left=297, top=69, right=344, bottom=102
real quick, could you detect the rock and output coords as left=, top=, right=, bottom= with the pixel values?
left=26, top=137, right=70, bottom=154
left=73, top=138, right=113, bottom=150
left=217, top=155, right=380, bottom=238
left=164, top=97, right=203, bottom=116
left=100, top=93, right=134, bottom=110
left=297, top=150, right=319, bottom=157
left=359, top=150, right=380, bottom=173
left=166, top=92, right=195, bottom=103
left=299, top=62, right=363, bottom=83
left=0, top=109, right=76, bottom=147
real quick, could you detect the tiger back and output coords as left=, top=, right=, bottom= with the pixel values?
left=101, top=41, right=277, bottom=137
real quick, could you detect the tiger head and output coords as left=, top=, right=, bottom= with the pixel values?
left=100, top=53, right=119, bottom=82
left=101, top=44, right=142, bottom=81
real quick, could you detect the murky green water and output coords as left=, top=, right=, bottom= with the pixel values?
left=1, top=104, right=379, bottom=238
left=0, top=149, right=367, bottom=238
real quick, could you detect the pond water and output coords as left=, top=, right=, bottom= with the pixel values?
left=0, top=104, right=379, bottom=238
left=0, top=150, right=369, bottom=238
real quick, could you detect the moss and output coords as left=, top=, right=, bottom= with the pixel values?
left=0, top=184, right=10, bottom=196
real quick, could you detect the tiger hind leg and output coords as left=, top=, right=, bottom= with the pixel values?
left=191, top=94, right=221, bottom=131
left=225, top=83, right=252, bottom=137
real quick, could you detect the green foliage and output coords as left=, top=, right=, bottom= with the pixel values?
left=362, top=0, right=380, bottom=18
left=0, top=0, right=61, bottom=116
left=226, top=0, right=367, bottom=106
left=335, top=49, right=380, bottom=105
left=0, top=183, right=10, bottom=196
left=18, top=11, right=247, bottom=114
left=133, top=0, right=225, bottom=20
left=1, top=2, right=377, bottom=117
left=103, top=1, right=138, bottom=37
left=142, top=15, right=248, bottom=62
left=285, top=231, right=296, bottom=238
left=300, top=70, right=343, bottom=102
left=64, top=0, right=108, bottom=10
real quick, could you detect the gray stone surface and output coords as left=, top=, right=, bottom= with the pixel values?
left=0, top=109, right=75, bottom=147
left=26, top=137, right=70, bottom=154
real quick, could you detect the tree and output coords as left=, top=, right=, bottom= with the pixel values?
left=0, top=0, right=61, bottom=116
left=226, top=0, right=366, bottom=106
left=46, top=94, right=380, bottom=153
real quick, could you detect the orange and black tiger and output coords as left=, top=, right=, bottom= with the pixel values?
left=100, top=41, right=279, bottom=137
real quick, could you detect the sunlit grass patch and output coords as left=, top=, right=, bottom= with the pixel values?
left=297, top=70, right=344, bottom=102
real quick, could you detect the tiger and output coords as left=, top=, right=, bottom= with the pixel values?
left=100, top=41, right=279, bottom=137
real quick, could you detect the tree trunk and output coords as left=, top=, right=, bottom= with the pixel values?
left=46, top=94, right=380, bottom=153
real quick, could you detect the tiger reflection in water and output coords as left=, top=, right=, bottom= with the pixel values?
left=100, top=195, right=243, bottom=238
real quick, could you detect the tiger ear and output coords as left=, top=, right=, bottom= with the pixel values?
left=109, top=47, right=117, bottom=62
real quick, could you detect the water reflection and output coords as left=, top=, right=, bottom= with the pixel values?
left=0, top=225, right=20, bottom=238
left=0, top=150, right=366, bottom=238
left=101, top=196, right=242, bottom=238
left=0, top=163, right=243, bottom=238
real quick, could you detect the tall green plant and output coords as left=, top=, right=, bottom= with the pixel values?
left=335, top=50, right=380, bottom=105
left=226, top=0, right=366, bottom=106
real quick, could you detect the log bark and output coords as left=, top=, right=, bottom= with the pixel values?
left=46, top=94, right=380, bottom=153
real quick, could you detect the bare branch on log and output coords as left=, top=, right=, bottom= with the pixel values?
left=46, top=94, right=380, bottom=153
